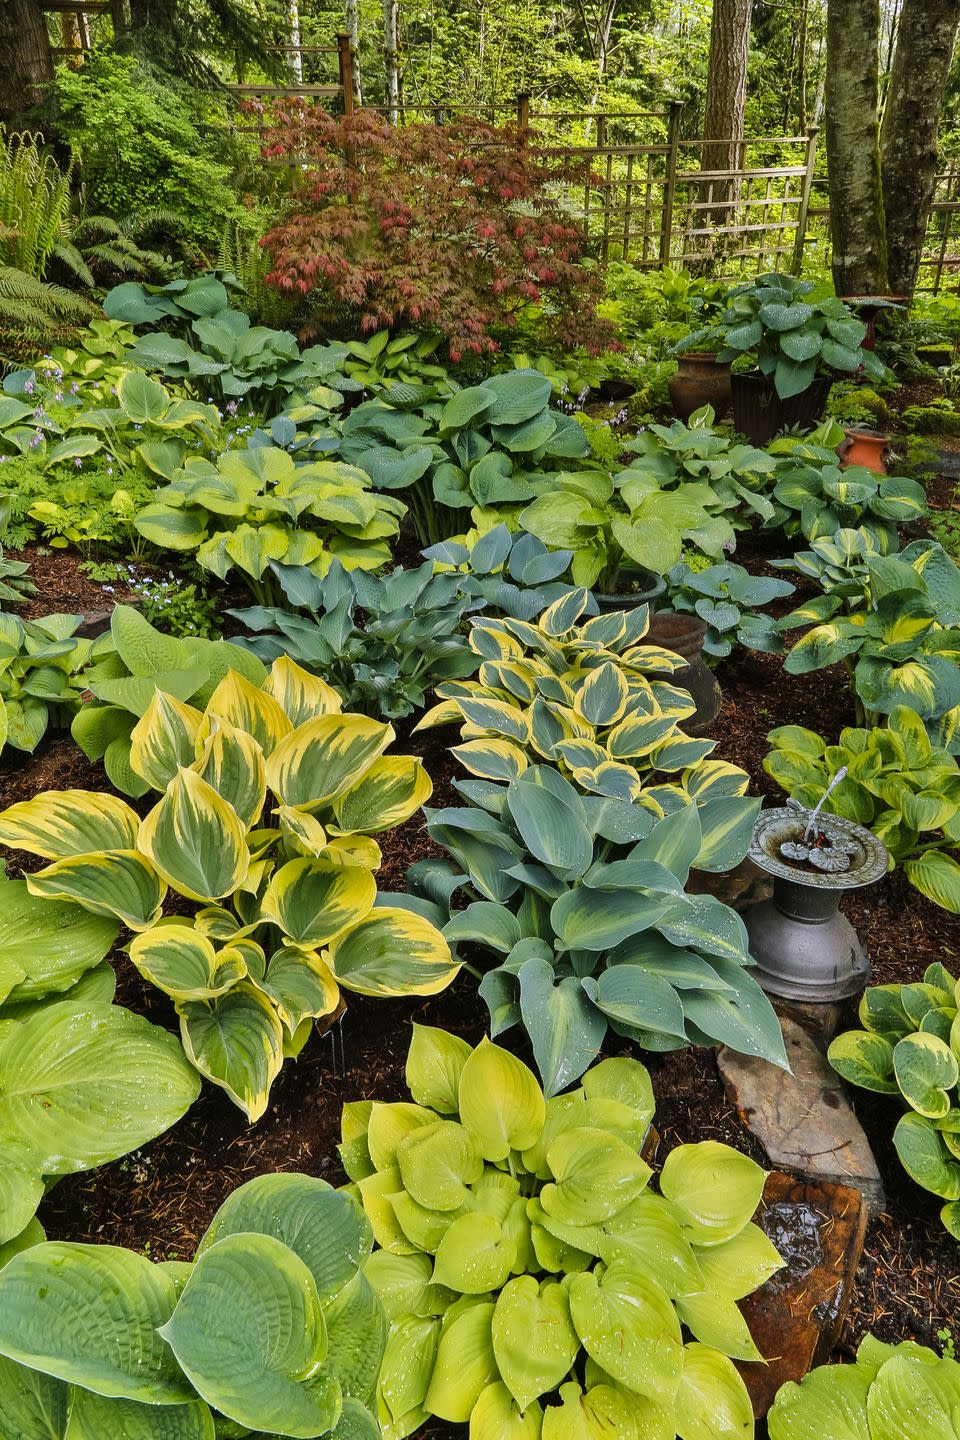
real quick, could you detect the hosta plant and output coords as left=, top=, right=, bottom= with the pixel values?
left=73, top=604, right=268, bottom=798
left=769, top=1333, right=960, bottom=1438
left=339, top=369, right=590, bottom=546
left=230, top=557, right=480, bottom=721
left=347, top=1025, right=780, bottom=1439
left=0, top=613, right=91, bottom=755
left=341, top=329, right=454, bottom=395
left=764, top=708, right=960, bottom=913
left=0, top=657, right=459, bottom=1120
left=768, top=429, right=926, bottom=546
left=0, top=493, right=34, bottom=603
left=0, top=876, right=200, bottom=1250
left=0, top=1172, right=386, bottom=1438
left=424, top=522, right=593, bottom=623
left=828, top=965, right=960, bottom=1239
left=770, top=525, right=894, bottom=595
left=409, top=760, right=784, bottom=1094
left=415, top=588, right=714, bottom=800
left=134, top=445, right=405, bottom=603
left=665, top=560, right=794, bottom=661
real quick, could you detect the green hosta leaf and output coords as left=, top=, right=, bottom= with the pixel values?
left=520, top=957, right=608, bottom=1097
left=659, top=1141, right=766, bottom=1245
left=0, top=1000, right=199, bottom=1174
left=179, top=983, right=285, bottom=1122
left=767, top=1354, right=872, bottom=1440
left=828, top=1031, right=898, bottom=1093
left=541, top=1126, right=652, bottom=1224
left=423, top=1300, right=497, bottom=1423
left=0, top=876, right=117, bottom=1007
left=568, top=1258, right=682, bottom=1401
left=458, top=1037, right=546, bottom=1161
left=66, top=1390, right=216, bottom=1440
left=492, top=1276, right=579, bottom=1411
left=893, top=1032, right=959, bottom=1119
left=378, top=1313, right=439, bottom=1426
left=159, top=1233, right=341, bottom=1437
left=0, top=1141, right=43, bottom=1245
left=582, top=965, right=688, bottom=1043
left=117, top=370, right=170, bottom=424
left=542, top=1381, right=673, bottom=1440
left=506, top=777, right=593, bottom=878
left=0, top=1354, right=68, bottom=1440
left=26, top=850, right=166, bottom=932
left=396, top=1119, right=483, bottom=1210
left=551, top=887, right=676, bottom=953
left=0, top=1242, right=191, bottom=1402
left=905, top=850, right=960, bottom=915
left=674, top=1291, right=763, bottom=1362
left=674, top=1343, right=756, bottom=1440
left=405, top=1023, right=472, bottom=1114
left=432, top=1212, right=516, bottom=1293
left=471, top=1381, right=544, bottom=1440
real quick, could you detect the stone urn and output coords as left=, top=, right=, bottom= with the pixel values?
left=744, top=802, right=888, bottom=1003
left=838, top=427, right=890, bottom=474
left=668, top=352, right=733, bottom=422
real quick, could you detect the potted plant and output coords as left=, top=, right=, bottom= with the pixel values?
left=692, top=274, right=886, bottom=446
left=668, top=281, right=734, bottom=420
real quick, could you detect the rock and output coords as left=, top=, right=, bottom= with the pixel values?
left=771, top=995, right=846, bottom=1047
left=717, top=1018, right=885, bottom=1215
left=738, top=1172, right=867, bottom=1418
left=75, top=607, right=114, bottom=639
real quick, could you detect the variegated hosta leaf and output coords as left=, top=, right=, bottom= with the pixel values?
left=139, top=769, right=250, bottom=903
left=266, top=714, right=395, bottom=811
left=0, top=1243, right=192, bottom=1402
left=129, top=691, right=204, bottom=793
left=178, top=982, right=285, bottom=1122
left=261, top=858, right=377, bottom=948
left=253, top=945, right=340, bottom=1035
left=26, top=850, right=166, bottom=931
left=277, top=804, right=329, bottom=858
left=190, top=718, right=266, bottom=829
left=450, top=738, right=529, bottom=783
left=333, top=757, right=433, bottom=835
left=261, top=655, right=343, bottom=727
left=324, top=835, right=383, bottom=870
left=202, top=670, right=293, bottom=756
left=325, top=908, right=459, bottom=998
left=0, top=790, right=141, bottom=860
left=128, top=925, right=247, bottom=1002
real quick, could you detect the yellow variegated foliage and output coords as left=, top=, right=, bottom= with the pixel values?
left=415, top=589, right=749, bottom=815
left=0, top=655, right=458, bottom=1123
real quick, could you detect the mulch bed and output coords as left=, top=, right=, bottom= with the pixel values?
left=4, top=435, right=960, bottom=1429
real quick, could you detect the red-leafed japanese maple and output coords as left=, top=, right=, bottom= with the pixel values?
left=255, top=106, right=615, bottom=358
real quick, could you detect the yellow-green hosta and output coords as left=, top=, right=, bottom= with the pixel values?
left=415, top=587, right=749, bottom=813
left=0, top=657, right=459, bottom=1122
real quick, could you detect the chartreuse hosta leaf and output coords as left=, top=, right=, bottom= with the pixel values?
left=0, top=1172, right=385, bottom=1439
left=0, top=658, right=455, bottom=1120
left=357, top=1028, right=772, bottom=1437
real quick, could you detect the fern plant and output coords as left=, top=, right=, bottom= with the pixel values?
left=217, top=218, right=296, bottom=329
left=0, top=132, right=74, bottom=281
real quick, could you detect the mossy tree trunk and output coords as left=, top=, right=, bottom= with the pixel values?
left=700, top=0, right=753, bottom=231
left=0, top=0, right=53, bottom=126
left=881, top=0, right=960, bottom=296
left=825, top=0, right=888, bottom=295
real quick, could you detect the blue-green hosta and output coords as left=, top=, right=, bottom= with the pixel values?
left=134, top=445, right=406, bottom=604
left=828, top=964, right=960, bottom=1240
left=0, top=876, right=200, bottom=1252
left=424, top=522, right=591, bottom=623
left=768, top=1332, right=960, bottom=1437
left=780, top=540, right=960, bottom=735
left=665, top=560, right=794, bottom=661
left=0, top=612, right=91, bottom=755
left=347, top=1025, right=781, bottom=1439
left=409, top=758, right=784, bottom=1094
left=414, top=588, right=717, bottom=800
left=0, top=1172, right=386, bottom=1439
left=764, top=708, right=960, bottom=914
left=0, top=656, right=459, bottom=1121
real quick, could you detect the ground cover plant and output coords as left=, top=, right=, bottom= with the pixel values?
left=348, top=1024, right=780, bottom=1437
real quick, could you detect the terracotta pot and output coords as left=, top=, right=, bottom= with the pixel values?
left=668, top=352, right=733, bottom=422
left=731, top=371, right=832, bottom=447
left=838, top=427, right=890, bottom=474
left=647, top=610, right=721, bottom=737
left=595, top=567, right=665, bottom=613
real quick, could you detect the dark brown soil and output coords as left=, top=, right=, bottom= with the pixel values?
left=9, top=545, right=135, bottom=620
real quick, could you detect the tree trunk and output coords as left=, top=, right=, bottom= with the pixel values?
left=285, top=0, right=302, bottom=84
left=825, top=0, right=888, bottom=294
left=345, top=0, right=362, bottom=105
left=699, top=0, right=753, bottom=228
left=582, top=0, right=619, bottom=144
left=383, top=0, right=400, bottom=123
left=0, top=0, right=53, bottom=125
left=881, top=0, right=960, bottom=296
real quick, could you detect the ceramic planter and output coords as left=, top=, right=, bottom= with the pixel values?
left=646, top=610, right=721, bottom=737
left=838, top=427, right=890, bottom=474
left=731, top=371, right=832, bottom=447
left=668, top=352, right=732, bottom=422
left=594, top=568, right=665, bottom=613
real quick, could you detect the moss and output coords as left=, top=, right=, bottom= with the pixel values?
left=902, top=401, right=960, bottom=437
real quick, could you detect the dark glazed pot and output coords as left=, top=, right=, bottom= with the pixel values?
left=731, top=370, right=832, bottom=446
left=595, top=568, right=665, bottom=613
left=668, top=352, right=733, bottom=422
left=647, top=610, right=721, bottom=737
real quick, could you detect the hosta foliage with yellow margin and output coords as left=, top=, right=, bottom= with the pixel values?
left=415, top=587, right=739, bottom=813
left=348, top=1025, right=781, bottom=1440
left=0, top=658, right=458, bottom=1122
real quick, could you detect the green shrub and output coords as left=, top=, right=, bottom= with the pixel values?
left=903, top=400, right=960, bottom=437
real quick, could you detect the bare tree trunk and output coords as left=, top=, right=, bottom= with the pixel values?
left=825, top=0, right=888, bottom=294
left=383, top=0, right=400, bottom=123
left=582, top=0, right=619, bottom=144
left=345, top=0, right=362, bottom=104
left=285, top=0, right=302, bottom=84
left=699, top=0, right=753, bottom=230
left=0, top=0, right=53, bottom=125
left=61, top=9, right=85, bottom=66
left=881, top=0, right=960, bottom=296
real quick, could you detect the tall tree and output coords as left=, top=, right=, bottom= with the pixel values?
left=699, top=0, right=753, bottom=228
left=824, top=0, right=888, bottom=294
left=383, top=0, right=400, bottom=121
left=0, top=0, right=53, bottom=126
left=881, top=0, right=960, bottom=295
left=345, top=0, right=363, bottom=105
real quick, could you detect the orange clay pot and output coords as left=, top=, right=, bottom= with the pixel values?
left=837, top=427, right=890, bottom=475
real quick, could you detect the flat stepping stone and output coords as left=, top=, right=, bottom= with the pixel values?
left=717, top=1017, right=885, bottom=1215
left=739, top=1172, right=867, bottom=1418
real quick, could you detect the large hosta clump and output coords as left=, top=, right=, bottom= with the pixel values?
left=0, top=1173, right=386, bottom=1440
left=344, top=1024, right=782, bottom=1439
left=0, top=658, right=459, bottom=1121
